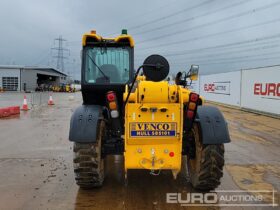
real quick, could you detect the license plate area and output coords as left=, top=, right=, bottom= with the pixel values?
left=129, top=122, right=177, bottom=138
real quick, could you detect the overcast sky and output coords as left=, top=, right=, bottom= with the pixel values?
left=0, top=0, right=280, bottom=79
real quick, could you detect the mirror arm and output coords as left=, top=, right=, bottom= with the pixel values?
left=124, top=65, right=143, bottom=106
left=181, top=71, right=188, bottom=87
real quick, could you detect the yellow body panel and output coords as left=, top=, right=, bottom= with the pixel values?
left=124, top=75, right=187, bottom=176
left=125, top=103, right=182, bottom=144
left=125, top=144, right=181, bottom=170
left=123, top=76, right=204, bottom=177
left=122, top=71, right=206, bottom=175
left=124, top=102, right=183, bottom=172
left=82, top=32, right=134, bottom=47
left=82, top=33, right=102, bottom=46
left=114, top=34, right=135, bottom=47
left=138, top=81, right=169, bottom=103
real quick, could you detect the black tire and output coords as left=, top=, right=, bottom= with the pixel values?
left=73, top=121, right=105, bottom=188
left=187, top=123, right=225, bottom=191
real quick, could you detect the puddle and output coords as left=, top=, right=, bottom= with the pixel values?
left=226, top=164, right=280, bottom=204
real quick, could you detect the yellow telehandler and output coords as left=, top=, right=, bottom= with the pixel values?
left=69, top=30, right=230, bottom=190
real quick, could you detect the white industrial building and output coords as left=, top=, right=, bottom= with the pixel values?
left=0, top=66, right=67, bottom=91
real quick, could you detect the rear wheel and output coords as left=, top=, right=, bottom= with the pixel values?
left=73, top=121, right=105, bottom=188
left=187, top=123, right=225, bottom=191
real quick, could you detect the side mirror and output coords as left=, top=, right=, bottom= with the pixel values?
left=188, top=65, right=199, bottom=81
left=143, top=54, right=169, bottom=82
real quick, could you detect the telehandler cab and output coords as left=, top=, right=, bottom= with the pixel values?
left=69, top=29, right=230, bottom=190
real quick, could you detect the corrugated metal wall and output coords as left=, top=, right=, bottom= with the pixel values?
left=21, top=70, right=37, bottom=91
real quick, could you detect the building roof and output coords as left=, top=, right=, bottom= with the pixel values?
left=24, top=67, right=68, bottom=76
left=0, top=65, right=67, bottom=76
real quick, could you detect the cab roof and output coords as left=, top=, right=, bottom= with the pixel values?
left=82, top=31, right=134, bottom=47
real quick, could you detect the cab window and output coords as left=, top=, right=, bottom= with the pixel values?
left=85, top=47, right=130, bottom=84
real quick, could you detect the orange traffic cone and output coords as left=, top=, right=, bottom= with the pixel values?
left=22, top=95, right=29, bottom=111
left=48, top=94, right=54, bottom=105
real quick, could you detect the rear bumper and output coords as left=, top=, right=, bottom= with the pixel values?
left=124, top=144, right=182, bottom=171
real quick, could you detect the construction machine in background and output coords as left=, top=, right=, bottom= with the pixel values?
left=69, top=29, right=230, bottom=190
left=50, top=84, right=79, bottom=93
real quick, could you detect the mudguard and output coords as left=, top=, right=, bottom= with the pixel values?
left=195, top=106, right=230, bottom=144
left=69, top=105, right=103, bottom=143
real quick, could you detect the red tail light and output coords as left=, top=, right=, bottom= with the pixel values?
left=186, top=110, right=194, bottom=119
left=107, top=92, right=115, bottom=102
left=190, top=93, right=198, bottom=102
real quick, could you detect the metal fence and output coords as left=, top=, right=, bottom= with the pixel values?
left=30, top=92, right=50, bottom=107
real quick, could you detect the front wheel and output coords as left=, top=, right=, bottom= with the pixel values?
left=187, top=123, right=225, bottom=191
left=73, top=121, right=105, bottom=188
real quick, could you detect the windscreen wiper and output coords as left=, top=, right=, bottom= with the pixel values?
left=87, top=53, right=109, bottom=80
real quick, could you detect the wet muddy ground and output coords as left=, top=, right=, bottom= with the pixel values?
left=0, top=92, right=279, bottom=210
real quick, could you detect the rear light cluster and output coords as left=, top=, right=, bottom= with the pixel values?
left=185, top=93, right=199, bottom=120
left=106, top=91, right=119, bottom=118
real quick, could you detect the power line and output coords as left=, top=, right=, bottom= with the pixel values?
left=106, top=0, right=180, bottom=36
left=51, top=35, right=70, bottom=72
left=120, top=0, right=214, bottom=33
left=170, top=51, right=280, bottom=67
left=33, top=52, right=52, bottom=66
left=158, top=41, right=280, bottom=59
left=135, top=34, right=280, bottom=60
left=160, top=34, right=280, bottom=56
left=137, top=1, right=280, bottom=44
left=182, top=45, right=279, bottom=60
left=133, top=0, right=254, bottom=36
left=194, top=55, right=280, bottom=66
left=69, top=0, right=215, bottom=39
left=136, top=43, right=280, bottom=63
left=179, top=49, right=280, bottom=63
left=137, top=17, right=280, bottom=50
left=32, top=49, right=51, bottom=66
